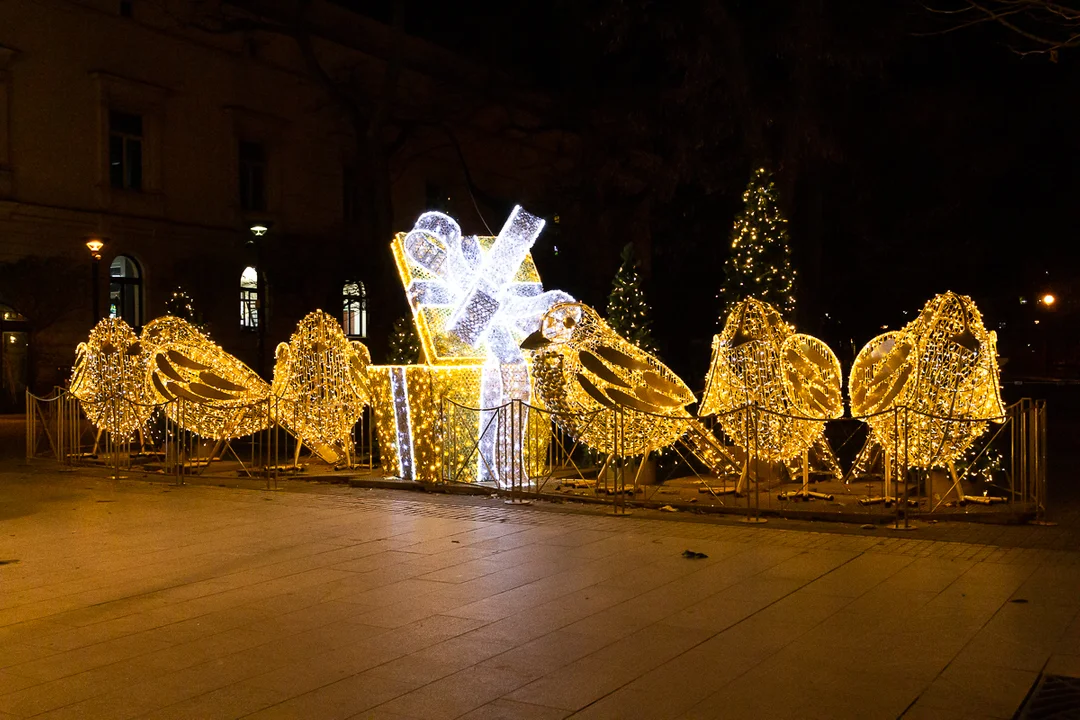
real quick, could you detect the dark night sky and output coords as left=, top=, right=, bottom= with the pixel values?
left=348, top=0, right=1079, bottom=382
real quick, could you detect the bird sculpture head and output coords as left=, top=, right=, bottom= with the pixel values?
left=521, top=302, right=585, bottom=349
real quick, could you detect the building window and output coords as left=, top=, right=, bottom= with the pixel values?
left=109, top=255, right=142, bottom=326
left=109, top=111, right=143, bottom=190
left=240, top=266, right=259, bottom=330
left=342, top=281, right=366, bottom=338
left=239, top=141, right=266, bottom=212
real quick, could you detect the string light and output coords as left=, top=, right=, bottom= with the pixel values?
left=718, top=168, right=797, bottom=320
left=378, top=208, right=567, bottom=484
left=270, top=310, right=371, bottom=464
left=69, top=318, right=155, bottom=439
left=525, top=302, right=696, bottom=457
left=700, top=298, right=843, bottom=463
left=850, top=292, right=1005, bottom=468
left=142, top=316, right=271, bottom=439
left=607, top=243, right=657, bottom=354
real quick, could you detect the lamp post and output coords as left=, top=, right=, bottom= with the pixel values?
left=248, top=223, right=270, bottom=377
left=86, top=238, right=107, bottom=326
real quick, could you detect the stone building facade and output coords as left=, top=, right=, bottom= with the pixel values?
left=0, top=0, right=573, bottom=408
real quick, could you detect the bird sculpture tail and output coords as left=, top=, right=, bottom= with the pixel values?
left=678, top=419, right=741, bottom=478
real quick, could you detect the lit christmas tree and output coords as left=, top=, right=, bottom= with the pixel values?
left=387, top=315, right=421, bottom=364
left=718, top=167, right=797, bottom=320
left=165, top=286, right=205, bottom=330
left=607, top=243, right=657, bottom=354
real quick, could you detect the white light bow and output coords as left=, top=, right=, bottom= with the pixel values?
left=403, top=206, right=573, bottom=485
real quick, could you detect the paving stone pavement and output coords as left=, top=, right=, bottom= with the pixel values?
left=1, top=461, right=1079, bottom=720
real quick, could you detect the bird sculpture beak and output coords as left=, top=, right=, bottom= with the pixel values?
left=520, top=329, right=550, bottom=350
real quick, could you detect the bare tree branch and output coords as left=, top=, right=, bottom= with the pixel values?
left=924, top=0, right=1080, bottom=57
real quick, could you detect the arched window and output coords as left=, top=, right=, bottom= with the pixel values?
left=240, top=266, right=259, bottom=330
left=109, top=255, right=142, bottom=326
left=342, top=281, right=366, bottom=338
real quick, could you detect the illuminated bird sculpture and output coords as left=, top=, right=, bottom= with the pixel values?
left=69, top=317, right=155, bottom=440
left=141, top=316, right=272, bottom=440
left=849, top=292, right=1004, bottom=479
left=522, top=302, right=738, bottom=475
left=699, top=298, right=843, bottom=490
left=271, top=310, right=372, bottom=465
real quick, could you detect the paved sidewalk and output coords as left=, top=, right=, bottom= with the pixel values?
left=1, top=465, right=1079, bottom=719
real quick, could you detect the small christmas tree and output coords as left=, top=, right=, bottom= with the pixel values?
left=718, top=167, right=797, bottom=320
left=165, top=287, right=205, bottom=330
left=607, top=243, right=657, bottom=354
left=387, top=315, right=421, bottom=364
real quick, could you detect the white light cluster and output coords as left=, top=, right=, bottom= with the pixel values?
left=400, top=207, right=572, bottom=485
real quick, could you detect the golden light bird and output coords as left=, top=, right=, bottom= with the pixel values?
left=141, top=316, right=271, bottom=440
left=850, top=291, right=1004, bottom=471
left=699, top=298, right=843, bottom=472
left=69, top=317, right=155, bottom=440
left=521, top=302, right=738, bottom=475
left=271, top=310, right=372, bottom=465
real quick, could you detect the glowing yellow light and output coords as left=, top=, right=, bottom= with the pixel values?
left=527, top=302, right=696, bottom=457
left=142, top=316, right=272, bottom=440
left=69, top=318, right=155, bottom=439
left=270, top=310, right=371, bottom=464
left=700, top=298, right=842, bottom=463
left=85, top=238, right=105, bottom=259
left=1041, top=293, right=1056, bottom=306
left=850, top=292, right=1004, bottom=469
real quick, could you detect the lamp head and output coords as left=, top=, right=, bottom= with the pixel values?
left=86, top=238, right=106, bottom=260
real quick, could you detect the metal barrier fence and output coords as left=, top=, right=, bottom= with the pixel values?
left=25, top=389, right=377, bottom=488
left=26, top=388, right=1047, bottom=522
left=437, top=396, right=1048, bottom=523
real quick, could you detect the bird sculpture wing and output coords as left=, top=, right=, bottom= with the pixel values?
left=69, top=342, right=90, bottom=397
left=780, top=334, right=843, bottom=419
left=142, top=316, right=270, bottom=438
left=148, top=345, right=266, bottom=406
left=572, top=315, right=694, bottom=417
left=849, top=330, right=916, bottom=417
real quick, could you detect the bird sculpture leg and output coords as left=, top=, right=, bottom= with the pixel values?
left=632, top=451, right=653, bottom=494
left=736, top=458, right=749, bottom=495
left=940, top=459, right=964, bottom=506
left=884, top=452, right=893, bottom=501
left=597, top=453, right=614, bottom=494
left=799, top=449, right=810, bottom=497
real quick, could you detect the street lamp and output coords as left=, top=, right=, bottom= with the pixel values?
left=86, top=237, right=107, bottom=325
left=247, top=222, right=272, bottom=377
left=1040, top=293, right=1056, bottom=307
